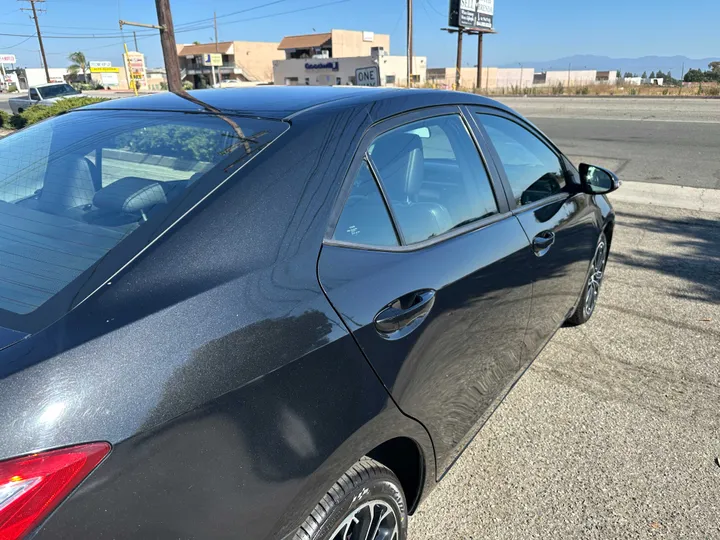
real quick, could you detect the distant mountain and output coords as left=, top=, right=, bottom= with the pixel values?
left=501, top=55, right=719, bottom=76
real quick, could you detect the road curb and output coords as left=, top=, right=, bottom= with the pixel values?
left=609, top=181, right=720, bottom=213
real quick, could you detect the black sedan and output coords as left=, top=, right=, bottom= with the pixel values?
left=0, top=87, right=617, bottom=540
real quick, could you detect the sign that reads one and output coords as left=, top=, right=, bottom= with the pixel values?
left=355, top=66, right=380, bottom=87
left=203, top=53, right=222, bottom=67
left=0, top=54, right=17, bottom=64
left=448, top=0, right=494, bottom=30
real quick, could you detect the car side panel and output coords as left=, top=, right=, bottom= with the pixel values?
left=32, top=330, right=434, bottom=540
left=319, top=215, right=534, bottom=477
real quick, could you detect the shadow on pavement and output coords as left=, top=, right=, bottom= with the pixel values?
left=612, top=209, right=720, bottom=304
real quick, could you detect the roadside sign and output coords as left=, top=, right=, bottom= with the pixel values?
left=355, top=66, right=380, bottom=87
left=89, top=61, right=112, bottom=68
left=0, top=54, right=16, bottom=64
left=203, top=53, right=222, bottom=67
left=90, top=66, right=120, bottom=73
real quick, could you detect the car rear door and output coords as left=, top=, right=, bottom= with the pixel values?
left=468, top=107, right=599, bottom=359
left=318, top=106, right=536, bottom=476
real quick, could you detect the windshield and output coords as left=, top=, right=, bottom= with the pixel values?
left=37, top=84, right=80, bottom=99
left=0, top=109, right=286, bottom=318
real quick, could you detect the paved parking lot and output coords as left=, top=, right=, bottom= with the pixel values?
left=410, top=199, right=720, bottom=538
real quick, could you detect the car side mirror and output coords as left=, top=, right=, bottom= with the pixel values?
left=579, top=163, right=620, bottom=195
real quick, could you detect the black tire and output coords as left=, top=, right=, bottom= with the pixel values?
left=566, top=232, right=608, bottom=326
left=294, top=458, right=407, bottom=540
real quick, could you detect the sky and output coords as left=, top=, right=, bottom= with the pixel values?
left=0, top=0, right=718, bottom=70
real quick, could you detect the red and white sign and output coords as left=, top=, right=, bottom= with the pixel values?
left=0, top=54, right=17, bottom=64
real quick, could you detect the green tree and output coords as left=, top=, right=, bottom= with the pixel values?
left=709, top=61, right=720, bottom=73
left=641, top=71, right=647, bottom=78
left=649, top=71, right=656, bottom=79
left=67, top=51, right=89, bottom=83
left=624, top=72, right=633, bottom=78
left=684, top=69, right=705, bottom=83
left=655, top=70, right=665, bottom=79
left=616, top=69, right=621, bottom=78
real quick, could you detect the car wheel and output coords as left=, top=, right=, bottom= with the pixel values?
left=294, top=457, right=407, bottom=540
left=566, top=232, right=608, bottom=326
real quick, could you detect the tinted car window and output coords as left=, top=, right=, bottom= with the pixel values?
left=0, top=110, right=286, bottom=315
left=479, top=114, right=566, bottom=206
left=369, top=115, right=497, bottom=245
left=332, top=162, right=398, bottom=247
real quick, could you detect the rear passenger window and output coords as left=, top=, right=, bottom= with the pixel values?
left=478, top=114, right=566, bottom=206
left=369, top=115, right=497, bottom=244
left=332, top=162, right=399, bottom=247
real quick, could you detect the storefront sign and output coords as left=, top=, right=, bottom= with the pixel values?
left=90, top=66, right=120, bottom=73
left=203, top=53, right=222, bottom=67
left=305, top=61, right=339, bottom=71
left=89, top=61, right=112, bottom=68
left=355, top=66, right=380, bottom=87
left=0, top=54, right=17, bottom=64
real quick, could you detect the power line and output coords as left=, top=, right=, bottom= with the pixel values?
left=1, top=34, right=36, bottom=48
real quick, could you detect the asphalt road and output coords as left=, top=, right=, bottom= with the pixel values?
left=411, top=199, right=720, bottom=539
left=496, top=97, right=720, bottom=190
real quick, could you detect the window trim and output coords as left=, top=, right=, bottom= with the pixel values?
left=466, top=106, right=574, bottom=212
left=324, top=105, right=509, bottom=252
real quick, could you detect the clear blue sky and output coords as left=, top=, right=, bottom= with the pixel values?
left=0, top=0, right=718, bottom=70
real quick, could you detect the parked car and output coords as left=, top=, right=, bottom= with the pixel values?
left=0, top=87, right=617, bottom=540
left=7, top=82, right=81, bottom=114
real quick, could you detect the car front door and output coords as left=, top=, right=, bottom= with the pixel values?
left=469, top=108, right=599, bottom=359
left=318, top=107, right=536, bottom=476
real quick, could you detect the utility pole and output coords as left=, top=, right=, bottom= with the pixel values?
left=455, top=29, right=463, bottom=90
left=214, top=11, right=219, bottom=52
left=476, top=33, right=483, bottom=90
left=154, top=0, right=182, bottom=93
left=20, top=0, right=50, bottom=83
left=133, top=31, right=139, bottom=52
left=406, top=0, right=413, bottom=87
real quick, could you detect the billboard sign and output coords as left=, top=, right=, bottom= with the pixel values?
left=355, top=66, right=380, bottom=87
left=0, top=54, right=16, bottom=64
left=202, top=53, right=222, bottom=67
left=89, top=61, right=112, bottom=68
left=448, top=0, right=494, bottom=29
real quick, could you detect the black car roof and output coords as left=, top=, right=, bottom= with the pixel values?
left=83, top=86, right=512, bottom=120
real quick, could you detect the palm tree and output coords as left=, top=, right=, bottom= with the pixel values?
left=67, top=51, right=89, bottom=83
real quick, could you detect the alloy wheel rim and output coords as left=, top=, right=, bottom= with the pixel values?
left=584, top=240, right=606, bottom=317
left=329, top=500, right=399, bottom=540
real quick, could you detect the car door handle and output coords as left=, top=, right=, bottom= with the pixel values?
left=532, top=231, right=555, bottom=256
left=374, top=290, right=436, bottom=338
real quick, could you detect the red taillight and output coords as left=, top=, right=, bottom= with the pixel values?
left=0, top=443, right=110, bottom=540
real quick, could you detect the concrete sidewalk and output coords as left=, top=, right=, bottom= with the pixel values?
left=610, top=181, right=720, bottom=213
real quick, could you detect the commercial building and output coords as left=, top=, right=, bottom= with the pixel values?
left=273, top=29, right=425, bottom=86
left=177, top=41, right=285, bottom=87
left=428, top=66, right=618, bottom=90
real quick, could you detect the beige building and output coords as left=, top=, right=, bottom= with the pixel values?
left=177, top=41, right=285, bottom=87
left=427, top=67, right=534, bottom=90
left=278, top=29, right=390, bottom=59
left=274, top=29, right=424, bottom=87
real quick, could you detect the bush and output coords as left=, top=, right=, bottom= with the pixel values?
left=706, top=86, right=720, bottom=96
left=160, top=81, right=168, bottom=90
left=182, top=81, right=193, bottom=90
left=8, top=84, right=17, bottom=93
left=8, top=96, right=109, bottom=130
left=0, top=110, right=9, bottom=128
